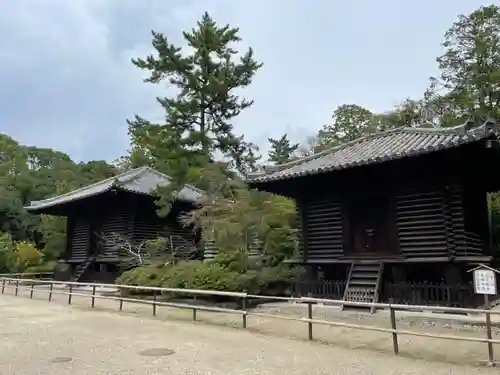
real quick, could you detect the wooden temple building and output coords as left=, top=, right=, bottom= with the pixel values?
left=248, top=121, right=500, bottom=308
left=25, top=166, right=204, bottom=282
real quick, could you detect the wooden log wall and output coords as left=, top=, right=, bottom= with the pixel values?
left=302, top=197, right=344, bottom=260
left=295, top=201, right=304, bottom=259
left=447, top=185, right=467, bottom=257
left=460, top=186, right=487, bottom=256
left=98, top=210, right=134, bottom=261
left=395, top=184, right=487, bottom=258
left=133, top=214, right=198, bottom=260
left=69, top=218, right=91, bottom=261
left=395, top=189, right=448, bottom=257
left=157, top=217, right=198, bottom=259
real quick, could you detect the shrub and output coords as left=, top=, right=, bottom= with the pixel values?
left=117, top=257, right=304, bottom=298
left=13, top=241, right=43, bottom=272
left=0, top=232, right=15, bottom=272
left=117, top=263, right=166, bottom=291
left=24, top=260, right=59, bottom=274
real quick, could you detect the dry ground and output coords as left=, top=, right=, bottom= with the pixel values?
left=0, top=294, right=496, bottom=375
left=1, top=284, right=500, bottom=372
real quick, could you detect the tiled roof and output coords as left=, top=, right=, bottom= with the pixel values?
left=248, top=121, right=499, bottom=184
left=25, top=166, right=204, bottom=212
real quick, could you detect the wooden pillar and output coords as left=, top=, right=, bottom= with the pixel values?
left=296, top=200, right=309, bottom=262
left=65, top=215, right=74, bottom=260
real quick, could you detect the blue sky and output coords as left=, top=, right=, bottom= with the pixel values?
left=0, top=0, right=490, bottom=163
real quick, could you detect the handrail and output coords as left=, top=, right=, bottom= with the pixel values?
left=0, top=272, right=54, bottom=277
left=0, top=276, right=494, bottom=313
left=0, top=276, right=498, bottom=366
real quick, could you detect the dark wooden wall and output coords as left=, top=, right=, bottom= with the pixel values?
left=297, top=197, right=343, bottom=261
left=64, top=191, right=199, bottom=263
left=289, top=146, right=492, bottom=262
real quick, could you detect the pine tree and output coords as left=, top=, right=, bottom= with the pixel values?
left=128, top=12, right=262, bottom=178
left=267, top=133, right=299, bottom=164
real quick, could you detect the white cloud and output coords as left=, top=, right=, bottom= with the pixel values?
left=0, top=0, right=489, bottom=162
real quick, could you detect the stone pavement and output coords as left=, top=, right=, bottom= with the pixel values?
left=0, top=295, right=496, bottom=375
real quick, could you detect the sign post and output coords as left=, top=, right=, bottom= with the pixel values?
left=470, top=264, right=499, bottom=366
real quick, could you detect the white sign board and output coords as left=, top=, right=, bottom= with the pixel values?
left=473, top=269, right=497, bottom=295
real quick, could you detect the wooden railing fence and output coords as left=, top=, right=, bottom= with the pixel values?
left=293, top=279, right=482, bottom=307
left=1, top=276, right=499, bottom=366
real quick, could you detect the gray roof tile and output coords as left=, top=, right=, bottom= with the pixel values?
left=25, top=166, right=204, bottom=212
left=248, top=121, right=499, bottom=184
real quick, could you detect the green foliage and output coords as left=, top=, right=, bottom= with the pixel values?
left=185, top=166, right=298, bottom=264
left=13, top=241, right=43, bottom=271
left=318, top=104, right=377, bottom=149
left=24, top=260, right=59, bottom=274
left=0, top=130, right=117, bottom=267
left=267, top=133, right=299, bottom=165
left=0, top=232, right=15, bottom=272
left=429, top=5, right=500, bottom=124
left=0, top=233, right=46, bottom=273
left=117, top=258, right=304, bottom=297
left=38, top=215, right=67, bottom=260
left=127, top=11, right=262, bottom=216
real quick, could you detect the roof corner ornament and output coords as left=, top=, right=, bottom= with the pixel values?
left=483, top=118, right=498, bottom=135
left=461, top=119, right=477, bottom=134
left=110, top=178, right=120, bottom=192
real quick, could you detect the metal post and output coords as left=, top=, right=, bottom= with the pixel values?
left=68, top=285, right=73, bottom=305
left=29, top=284, right=34, bottom=299
left=242, top=293, right=247, bottom=329
left=484, top=294, right=495, bottom=365
left=15, top=280, right=19, bottom=296
left=152, top=291, right=157, bottom=317
left=388, top=298, right=399, bottom=355
left=48, top=283, right=53, bottom=302
left=192, top=308, right=197, bottom=321
left=1, top=279, right=5, bottom=294
left=307, top=292, right=313, bottom=341
left=91, top=285, right=96, bottom=308
left=119, top=298, right=123, bottom=312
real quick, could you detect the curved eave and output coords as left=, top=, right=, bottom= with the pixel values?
left=249, top=133, right=496, bottom=185
left=24, top=187, right=202, bottom=216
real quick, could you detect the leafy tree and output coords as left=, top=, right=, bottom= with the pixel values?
left=268, top=133, right=299, bottom=164
left=128, top=11, right=263, bottom=200
left=0, top=232, right=15, bottom=272
left=185, top=166, right=297, bottom=266
left=428, top=5, right=500, bottom=125
left=375, top=99, right=431, bottom=129
left=316, top=104, right=376, bottom=150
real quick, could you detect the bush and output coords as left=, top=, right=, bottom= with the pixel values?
left=24, top=260, right=59, bottom=274
left=0, top=232, right=15, bottom=272
left=116, top=257, right=304, bottom=298
left=117, top=263, right=166, bottom=291
left=13, top=241, right=43, bottom=272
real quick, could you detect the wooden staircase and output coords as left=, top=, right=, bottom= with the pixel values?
left=73, top=257, right=93, bottom=282
left=341, top=262, right=384, bottom=314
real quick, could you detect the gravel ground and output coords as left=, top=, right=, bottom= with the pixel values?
left=0, top=295, right=497, bottom=375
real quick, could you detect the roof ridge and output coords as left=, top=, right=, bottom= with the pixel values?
left=30, top=166, right=148, bottom=206
left=139, top=166, right=206, bottom=195
left=256, top=121, right=476, bottom=176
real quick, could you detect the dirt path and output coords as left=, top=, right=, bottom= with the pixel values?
left=0, top=294, right=497, bottom=375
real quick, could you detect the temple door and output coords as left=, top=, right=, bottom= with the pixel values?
left=348, top=195, right=392, bottom=255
